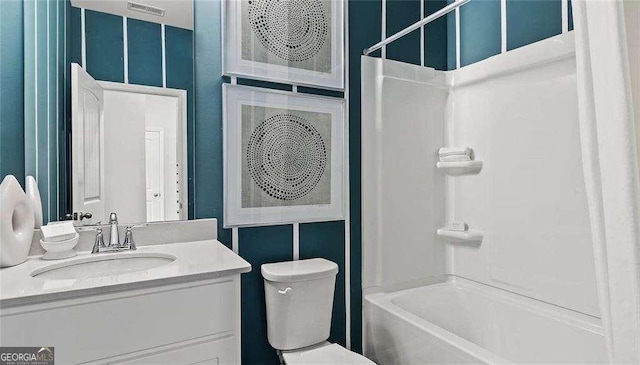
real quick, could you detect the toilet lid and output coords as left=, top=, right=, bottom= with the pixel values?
left=282, top=343, right=376, bottom=365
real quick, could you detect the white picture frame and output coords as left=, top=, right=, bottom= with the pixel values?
left=222, top=0, right=345, bottom=90
left=223, top=84, right=345, bottom=227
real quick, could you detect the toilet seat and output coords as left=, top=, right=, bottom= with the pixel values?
left=282, top=343, right=376, bottom=365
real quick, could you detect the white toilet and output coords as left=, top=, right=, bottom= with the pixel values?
left=262, top=258, right=375, bottom=365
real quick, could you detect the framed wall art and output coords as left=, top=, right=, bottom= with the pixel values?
left=223, top=84, right=345, bottom=227
left=222, top=0, right=345, bottom=90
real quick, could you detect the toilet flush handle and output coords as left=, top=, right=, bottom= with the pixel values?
left=278, top=287, right=293, bottom=296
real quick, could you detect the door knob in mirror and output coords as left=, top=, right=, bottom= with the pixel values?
left=75, top=212, right=92, bottom=220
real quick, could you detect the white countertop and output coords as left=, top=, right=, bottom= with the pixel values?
left=0, top=240, right=251, bottom=307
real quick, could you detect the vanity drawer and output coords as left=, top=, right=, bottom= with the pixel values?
left=0, top=278, right=237, bottom=365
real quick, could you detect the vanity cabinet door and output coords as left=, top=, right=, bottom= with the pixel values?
left=0, top=278, right=239, bottom=364
left=112, top=335, right=236, bottom=364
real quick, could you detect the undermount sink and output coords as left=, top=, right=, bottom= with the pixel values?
left=30, top=253, right=176, bottom=280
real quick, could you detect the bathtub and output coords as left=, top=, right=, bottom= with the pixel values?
left=364, top=276, right=608, bottom=364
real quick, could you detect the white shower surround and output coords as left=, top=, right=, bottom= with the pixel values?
left=361, top=32, right=616, bottom=363
left=573, top=1, right=640, bottom=362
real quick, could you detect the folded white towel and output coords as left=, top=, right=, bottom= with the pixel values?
left=41, top=221, right=77, bottom=242
left=439, top=154, right=472, bottom=162
left=438, top=146, right=473, bottom=162
left=447, top=221, right=469, bottom=232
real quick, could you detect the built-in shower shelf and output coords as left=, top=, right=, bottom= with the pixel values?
left=437, top=228, right=483, bottom=243
left=436, top=160, right=483, bottom=175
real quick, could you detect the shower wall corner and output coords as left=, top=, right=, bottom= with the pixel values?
left=361, top=56, right=450, bottom=293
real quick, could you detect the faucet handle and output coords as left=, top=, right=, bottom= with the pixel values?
left=122, top=224, right=147, bottom=250
left=92, top=228, right=105, bottom=253
left=123, top=226, right=137, bottom=250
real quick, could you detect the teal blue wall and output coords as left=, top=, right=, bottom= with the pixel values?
left=384, top=0, right=448, bottom=69
left=65, top=7, right=195, bottom=219
left=367, top=0, right=550, bottom=78
left=349, top=0, right=381, bottom=354
left=448, top=0, right=573, bottom=69
left=84, top=11, right=124, bottom=82
left=507, top=0, right=562, bottom=51
left=460, top=0, right=501, bottom=66
left=128, top=19, right=162, bottom=87
left=300, top=220, right=347, bottom=345
left=22, top=0, right=67, bottom=223
left=0, top=1, right=25, bottom=187
left=238, top=225, right=293, bottom=364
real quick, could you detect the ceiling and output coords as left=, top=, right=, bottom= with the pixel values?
left=71, top=0, right=194, bottom=30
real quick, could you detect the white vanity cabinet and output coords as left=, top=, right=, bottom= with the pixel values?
left=0, top=276, right=241, bottom=364
left=1, top=226, right=250, bottom=365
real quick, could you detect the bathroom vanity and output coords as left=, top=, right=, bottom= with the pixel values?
left=0, top=219, right=250, bottom=364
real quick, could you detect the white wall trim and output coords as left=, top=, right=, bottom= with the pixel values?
left=58, top=0, right=63, bottom=221
left=46, top=0, right=51, bottom=220
left=97, top=81, right=187, bottom=97
left=561, top=0, right=569, bottom=33
left=455, top=7, right=460, bottom=69
left=381, top=0, right=386, bottom=59
left=232, top=227, right=239, bottom=254
left=34, top=0, right=39, bottom=184
left=161, top=24, right=167, bottom=88
left=293, top=223, right=299, bottom=260
left=501, top=0, right=507, bottom=53
left=344, top=0, right=351, bottom=350
left=123, top=16, right=129, bottom=84
left=81, top=8, right=86, bottom=68
left=420, top=0, right=425, bottom=67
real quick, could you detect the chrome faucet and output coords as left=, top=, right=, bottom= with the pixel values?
left=90, top=220, right=143, bottom=254
left=108, top=212, right=120, bottom=247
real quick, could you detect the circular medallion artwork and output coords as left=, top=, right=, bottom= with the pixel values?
left=247, top=0, right=328, bottom=62
left=247, top=114, right=327, bottom=200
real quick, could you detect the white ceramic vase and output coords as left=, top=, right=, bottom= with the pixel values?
left=25, top=176, right=43, bottom=228
left=0, top=175, right=35, bottom=267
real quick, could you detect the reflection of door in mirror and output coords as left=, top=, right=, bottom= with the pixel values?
left=71, top=65, right=187, bottom=225
left=145, top=129, right=165, bottom=222
left=71, top=64, right=105, bottom=225
left=101, top=88, right=185, bottom=224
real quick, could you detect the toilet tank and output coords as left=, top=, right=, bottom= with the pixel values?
left=261, top=258, right=339, bottom=350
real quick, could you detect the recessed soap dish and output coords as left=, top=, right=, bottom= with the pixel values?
left=436, top=228, right=483, bottom=243
left=436, top=160, right=483, bottom=175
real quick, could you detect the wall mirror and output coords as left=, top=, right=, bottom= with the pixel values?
left=71, top=64, right=188, bottom=225
left=3, top=0, right=198, bottom=227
